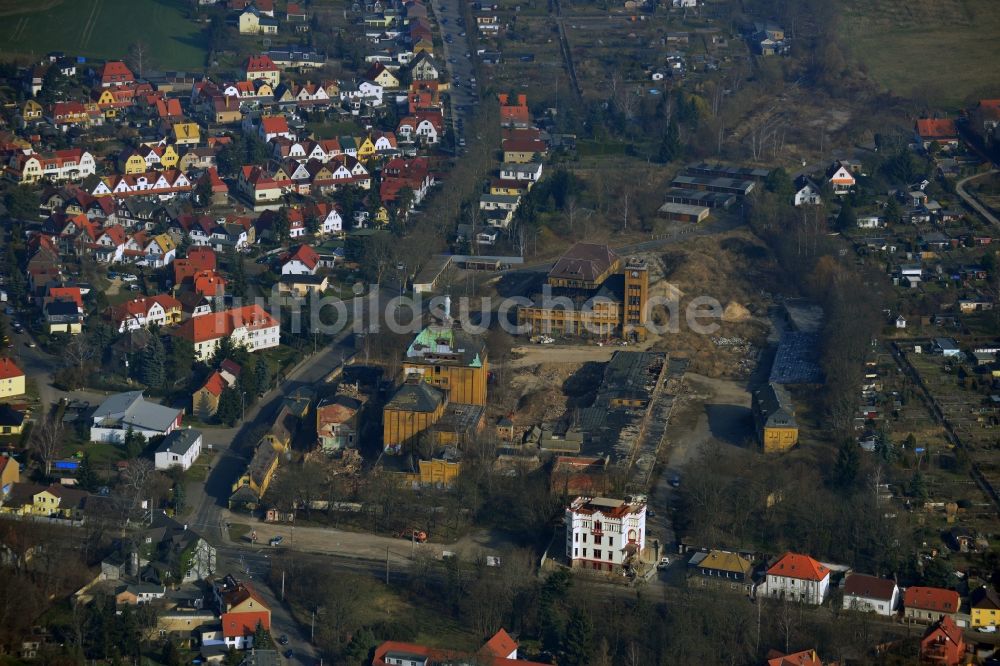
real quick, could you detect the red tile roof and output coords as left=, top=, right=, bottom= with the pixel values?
left=767, top=552, right=830, bottom=582
left=260, top=116, right=289, bottom=135
left=200, top=371, right=227, bottom=398
left=0, top=358, right=24, bottom=381
left=481, top=629, right=517, bottom=659
left=222, top=610, right=270, bottom=638
left=174, top=305, right=278, bottom=344
left=246, top=55, right=278, bottom=74
left=766, top=649, right=822, bottom=666
left=282, top=244, right=320, bottom=271
left=904, top=586, right=960, bottom=613
left=915, top=118, right=958, bottom=141
left=101, top=61, right=135, bottom=85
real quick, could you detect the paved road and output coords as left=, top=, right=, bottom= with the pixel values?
left=431, top=0, right=479, bottom=148
left=956, top=169, right=1000, bottom=227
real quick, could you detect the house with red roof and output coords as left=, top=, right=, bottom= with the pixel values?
left=237, top=165, right=286, bottom=207
left=100, top=61, right=135, bottom=88
left=842, top=573, right=899, bottom=616
left=257, top=115, right=292, bottom=142
left=765, top=648, right=825, bottom=666
left=762, top=552, right=831, bottom=605
left=244, top=55, right=280, bottom=88
left=0, top=357, right=26, bottom=400
left=280, top=244, right=320, bottom=276
left=380, top=156, right=434, bottom=205
left=192, top=370, right=236, bottom=419
left=373, top=629, right=548, bottom=666
left=397, top=111, right=443, bottom=144
left=105, top=295, right=182, bottom=333
left=173, top=305, right=280, bottom=361
left=919, top=615, right=966, bottom=665
left=498, top=93, right=531, bottom=128
left=173, top=247, right=218, bottom=285
left=904, top=586, right=961, bottom=623
left=915, top=118, right=960, bottom=149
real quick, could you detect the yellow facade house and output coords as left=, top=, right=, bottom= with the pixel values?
left=971, top=586, right=1000, bottom=628
left=402, top=323, right=489, bottom=406
left=752, top=383, right=799, bottom=453
left=382, top=378, right=446, bottom=454
left=172, top=122, right=201, bottom=146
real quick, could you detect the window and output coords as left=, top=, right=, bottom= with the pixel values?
left=594, top=535, right=602, bottom=545
left=582, top=549, right=587, bottom=558
left=608, top=537, right=613, bottom=547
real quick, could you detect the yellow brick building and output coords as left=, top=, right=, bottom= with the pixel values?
left=402, top=323, right=489, bottom=406
left=382, top=379, right=445, bottom=454
left=517, top=243, right=650, bottom=342
left=752, top=383, right=799, bottom=453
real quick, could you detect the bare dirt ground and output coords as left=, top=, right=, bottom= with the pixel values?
left=665, top=373, right=754, bottom=468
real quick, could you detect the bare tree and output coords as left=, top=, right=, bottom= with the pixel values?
left=127, top=41, right=149, bottom=79
left=119, top=458, right=154, bottom=531
left=30, top=417, right=63, bottom=477
left=64, top=333, right=93, bottom=370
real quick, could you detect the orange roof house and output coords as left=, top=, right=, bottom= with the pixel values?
left=919, top=615, right=966, bottom=666
left=904, top=586, right=961, bottom=621
left=499, top=93, right=531, bottom=127
left=766, top=649, right=824, bottom=666
left=101, top=61, right=135, bottom=87
left=915, top=118, right=959, bottom=146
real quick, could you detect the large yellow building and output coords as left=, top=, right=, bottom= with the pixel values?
left=382, top=379, right=446, bottom=454
left=402, top=323, right=488, bottom=405
left=518, top=243, right=650, bottom=341
left=0, top=358, right=26, bottom=400
left=752, top=383, right=799, bottom=453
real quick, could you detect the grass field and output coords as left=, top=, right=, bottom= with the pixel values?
left=0, top=0, right=207, bottom=70
left=840, top=0, right=1000, bottom=109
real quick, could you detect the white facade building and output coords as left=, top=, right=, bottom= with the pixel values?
left=762, top=552, right=831, bottom=605
left=154, top=428, right=204, bottom=471
left=565, top=496, right=646, bottom=572
left=842, top=573, right=900, bottom=617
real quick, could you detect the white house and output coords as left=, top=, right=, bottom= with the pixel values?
left=565, top=496, right=646, bottom=572
left=280, top=245, right=320, bottom=276
left=761, top=552, right=831, bottom=605
left=843, top=573, right=899, bottom=617
left=895, top=314, right=907, bottom=329
left=828, top=165, right=856, bottom=195
left=175, top=305, right=281, bottom=362
left=154, top=428, right=203, bottom=471
left=90, top=391, right=183, bottom=443
left=793, top=178, right=822, bottom=206
left=856, top=214, right=884, bottom=229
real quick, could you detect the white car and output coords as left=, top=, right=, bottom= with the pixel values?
left=121, top=274, right=138, bottom=282
left=657, top=557, right=670, bottom=569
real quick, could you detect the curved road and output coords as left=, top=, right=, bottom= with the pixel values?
left=956, top=169, right=1000, bottom=227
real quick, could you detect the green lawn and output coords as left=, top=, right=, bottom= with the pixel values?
left=840, top=0, right=1000, bottom=109
left=0, top=0, right=207, bottom=71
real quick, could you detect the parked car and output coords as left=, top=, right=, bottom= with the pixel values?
left=669, top=475, right=681, bottom=488
left=269, top=536, right=284, bottom=547
left=657, top=557, right=670, bottom=570
left=278, top=635, right=289, bottom=645
left=121, top=274, right=138, bottom=282
left=25, top=341, right=36, bottom=348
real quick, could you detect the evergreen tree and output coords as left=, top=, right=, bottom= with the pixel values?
left=764, top=167, right=794, bottom=199
left=169, top=337, right=195, bottom=386
left=344, top=627, right=377, bottom=663
left=216, top=387, right=241, bottom=425
left=161, top=638, right=182, bottom=666
left=173, top=482, right=186, bottom=514
left=561, top=607, right=593, bottom=666
left=656, top=117, right=681, bottom=164
left=238, top=366, right=258, bottom=406
left=832, top=439, right=860, bottom=489
left=211, top=335, right=236, bottom=367
left=124, top=428, right=146, bottom=459
left=837, top=199, right=855, bottom=230
left=141, top=333, right=166, bottom=388
left=252, top=620, right=273, bottom=649
left=885, top=196, right=902, bottom=224
left=77, top=452, right=98, bottom=492
left=254, top=357, right=272, bottom=396
left=225, top=247, right=248, bottom=299
left=908, top=469, right=928, bottom=500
